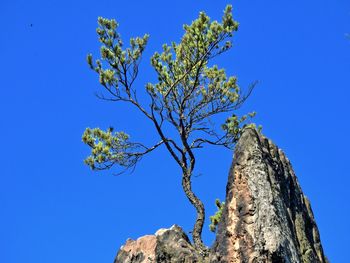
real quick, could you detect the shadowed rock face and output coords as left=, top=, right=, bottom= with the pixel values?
left=212, top=128, right=327, bottom=263
left=115, top=128, right=327, bottom=263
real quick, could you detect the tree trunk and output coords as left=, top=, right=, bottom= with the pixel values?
left=181, top=171, right=207, bottom=255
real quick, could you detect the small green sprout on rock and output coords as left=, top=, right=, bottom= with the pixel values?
left=209, top=199, right=225, bottom=232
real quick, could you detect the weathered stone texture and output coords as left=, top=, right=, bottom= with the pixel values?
left=115, top=128, right=327, bottom=263
left=115, top=225, right=202, bottom=263
left=212, top=128, right=327, bottom=263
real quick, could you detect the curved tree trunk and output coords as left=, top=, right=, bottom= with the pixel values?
left=181, top=171, right=207, bottom=255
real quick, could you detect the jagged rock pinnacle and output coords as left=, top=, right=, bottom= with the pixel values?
left=212, top=128, right=327, bottom=262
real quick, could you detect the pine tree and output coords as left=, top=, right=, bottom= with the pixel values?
left=82, top=5, right=256, bottom=254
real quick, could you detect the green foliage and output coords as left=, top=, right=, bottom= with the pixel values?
left=87, top=17, right=149, bottom=94
left=82, top=3, right=258, bottom=172
left=82, top=127, right=141, bottom=170
left=146, top=5, right=255, bottom=147
left=209, top=199, right=225, bottom=232
left=149, top=5, right=238, bottom=97
left=83, top=5, right=257, bottom=173
left=221, top=112, right=257, bottom=142
left=83, top=5, right=257, bottom=251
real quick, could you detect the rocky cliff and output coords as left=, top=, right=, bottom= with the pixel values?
left=115, top=128, right=327, bottom=263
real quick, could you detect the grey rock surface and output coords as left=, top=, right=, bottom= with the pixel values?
left=212, top=128, right=327, bottom=262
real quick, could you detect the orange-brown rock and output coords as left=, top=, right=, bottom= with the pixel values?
left=116, top=235, right=157, bottom=262
left=115, top=225, right=202, bottom=263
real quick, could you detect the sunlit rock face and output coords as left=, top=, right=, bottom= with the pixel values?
left=212, top=128, right=327, bottom=263
left=115, top=225, right=202, bottom=263
left=115, top=128, right=328, bottom=263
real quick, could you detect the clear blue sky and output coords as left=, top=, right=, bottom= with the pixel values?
left=1, top=0, right=349, bottom=262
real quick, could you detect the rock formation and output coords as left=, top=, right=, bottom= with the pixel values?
left=211, top=128, right=327, bottom=263
left=115, top=225, right=202, bottom=263
left=115, top=128, right=327, bottom=263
